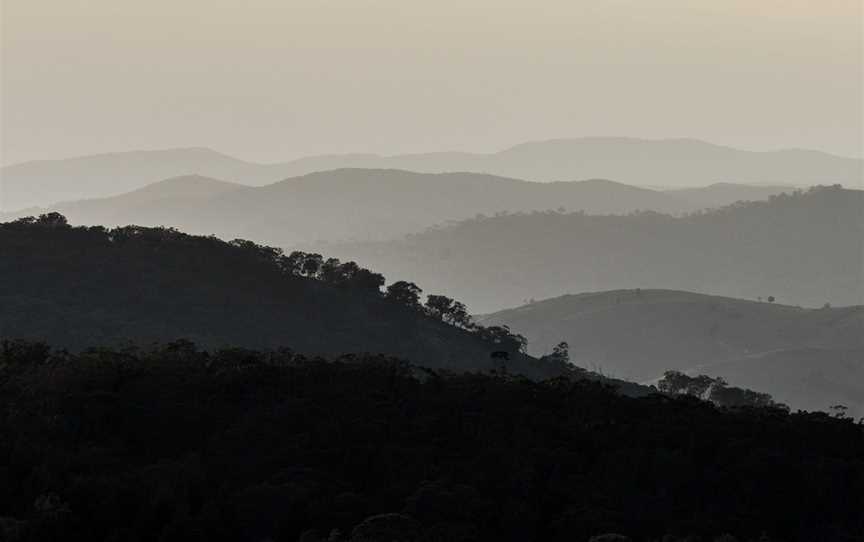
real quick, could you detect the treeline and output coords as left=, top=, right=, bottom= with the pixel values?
left=412, top=185, right=844, bottom=230
left=2, top=213, right=531, bottom=361
left=280, top=250, right=526, bottom=352
left=658, top=371, right=786, bottom=411
left=1, top=341, right=862, bottom=542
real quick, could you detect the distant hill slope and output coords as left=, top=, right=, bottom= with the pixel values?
left=331, top=186, right=864, bottom=312
left=0, top=169, right=802, bottom=245
left=663, top=182, right=797, bottom=209
left=107, top=174, right=244, bottom=201
left=3, top=137, right=859, bottom=209
left=0, top=147, right=276, bottom=210
left=5, top=175, right=246, bottom=227
left=479, top=289, right=864, bottom=415
left=0, top=215, right=561, bottom=379
left=386, top=137, right=858, bottom=189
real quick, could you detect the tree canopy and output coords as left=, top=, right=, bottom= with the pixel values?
left=0, top=341, right=861, bottom=542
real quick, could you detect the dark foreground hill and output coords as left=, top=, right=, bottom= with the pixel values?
left=0, top=343, right=861, bottom=541
left=0, top=214, right=559, bottom=379
left=3, top=137, right=859, bottom=209
left=331, top=186, right=864, bottom=312
left=480, top=289, right=864, bottom=416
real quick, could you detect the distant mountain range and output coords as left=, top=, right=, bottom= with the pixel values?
left=479, top=289, right=864, bottom=416
left=330, top=186, right=864, bottom=312
left=3, top=137, right=860, bottom=210
left=1, top=169, right=800, bottom=246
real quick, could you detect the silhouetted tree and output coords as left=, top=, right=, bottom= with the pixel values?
left=425, top=294, right=455, bottom=320
left=386, top=281, right=422, bottom=309
left=319, top=257, right=345, bottom=284
left=447, top=301, right=471, bottom=328
left=550, top=341, right=570, bottom=364
left=30, top=212, right=69, bottom=228
left=301, top=253, right=324, bottom=278
left=348, top=267, right=386, bottom=292
left=282, top=250, right=308, bottom=275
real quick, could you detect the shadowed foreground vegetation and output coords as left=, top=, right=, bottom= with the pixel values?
left=0, top=213, right=551, bottom=379
left=1, top=342, right=862, bottom=542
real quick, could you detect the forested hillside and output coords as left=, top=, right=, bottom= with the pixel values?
left=480, top=289, right=864, bottom=415
left=1, top=343, right=861, bottom=542
left=332, top=186, right=864, bottom=312
left=0, top=214, right=558, bottom=379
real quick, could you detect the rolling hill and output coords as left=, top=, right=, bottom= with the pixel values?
left=665, top=182, right=798, bottom=209
left=5, top=175, right=246, bottom=228
left=3, top=137, right=858, bottom=210
left=0, top=214, right=562, bottom=379
left=330, top=185, right=864, bottom=312
left=478, top=288, right=863, bottom=415
left=1, top=169, right=803, bottom=246
left=0, top=147, right=275, bottom=211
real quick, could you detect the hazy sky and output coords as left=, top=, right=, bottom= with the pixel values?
left=1, top=0, right=862, bottom=165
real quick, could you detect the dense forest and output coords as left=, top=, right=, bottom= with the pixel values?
left=1, top=341, right=862, bottom=542
left=331, top=186, right=864, bottom=311
left=0, top=213, right=560, bottom=380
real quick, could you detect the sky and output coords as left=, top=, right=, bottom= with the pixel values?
left=1, top=0, right=862, bottom=165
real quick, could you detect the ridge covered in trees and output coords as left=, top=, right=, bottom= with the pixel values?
left=0, top=213, right=550, bottom=378
left=657, top=371, right=786, bottom=410
left=1, top=341, right=862, bottom=542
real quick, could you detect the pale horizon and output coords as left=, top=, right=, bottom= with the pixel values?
left=2, top=135, right=862, bottom=169
left=2, top=0, right=862, bottom=166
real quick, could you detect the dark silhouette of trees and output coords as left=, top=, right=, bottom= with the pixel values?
left=11, top=211, right=69, bottom=228
left=425, top=294, right=454, bottom=319
left=319, top=258, right=385, bottom=292
left=709, top=384, right=776, bottom=409
left=476, top=325, right=527, bottom=355
left=424, top=295, right=472, bottom=328
left=301, top=252, right=324, bottom=277
left=545, top=341, right=570, bottom=365
left=0, top=215, right=559, bottom=379
left=659, top=370, right=785, bottom=410
left=0, top=341, right=861, bottom=542
left=280, top=250, right=325, bottom=278
left=385, top=280, right=423, bottom=309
